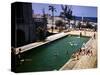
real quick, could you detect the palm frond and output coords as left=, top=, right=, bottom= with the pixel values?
left=61, top=5, right=64, bottom=11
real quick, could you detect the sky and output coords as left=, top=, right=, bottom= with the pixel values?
left=32, top=3, right=97, bottom=17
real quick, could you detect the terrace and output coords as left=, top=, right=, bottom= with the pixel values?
left=14, top=30, right=97, bottom=72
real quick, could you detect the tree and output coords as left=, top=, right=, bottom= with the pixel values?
left=42, top=8, right=46, bottom=18
left=60, top=5, right=73, bottom=28
left=86, top=21, right=93, bottom=29
left=42, top=8, right=48, bottom=38
left=36, top=26, right=46, bottom=41
left=55, top=20, right=65, bottom=32
left=49, top=5, right=56, bottom=33
left=42, top=8, right=48, bottom=29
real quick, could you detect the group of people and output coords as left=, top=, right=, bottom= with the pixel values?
left=72, top=47, right=93, bottom=61
left=78, top=48, right=93, bottom=56
left=72, top=32, right=96, bottom=61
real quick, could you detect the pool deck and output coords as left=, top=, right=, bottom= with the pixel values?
left=59, top=30, right=97, bottom=70
left=15, top=29, right=97, bottom=70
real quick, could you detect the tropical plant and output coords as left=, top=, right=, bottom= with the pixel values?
left=36, top=26, right=46, bottom=41
left=60, top=5, right=73, bottom=28
left=55, top=20, right=65, bottom=32
left=49, top=5, right=56, bottom=33
left=86, top=21, right=91, bottom=28
left=42, top=8, right=48, bottom=28
left=62, top=5, right=73, bottom=19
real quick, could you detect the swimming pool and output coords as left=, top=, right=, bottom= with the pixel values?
left=16, top=35, right=90, bottom=72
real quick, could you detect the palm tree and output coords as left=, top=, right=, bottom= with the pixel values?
left=42, top=8, right=47, bottom=39
left=42, top=8, right=46, bottom=18
left=60, top=5, right=73, bottom=28
left=49, top=5, right=56, bottom=33
left=60, top=5, right=68, bottom=19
